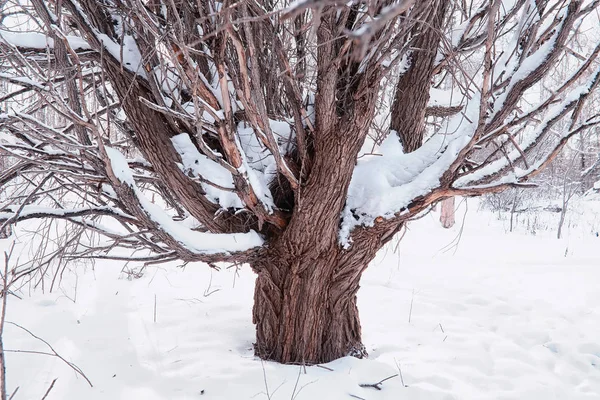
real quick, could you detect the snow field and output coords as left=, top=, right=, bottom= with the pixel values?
left=3, top=200, right=600, bottom=399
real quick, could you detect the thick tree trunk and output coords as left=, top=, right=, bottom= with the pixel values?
left=252, top=240, right=380, bottom=364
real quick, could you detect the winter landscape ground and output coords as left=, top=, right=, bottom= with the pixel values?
left=2, top=199, right=600, bottom=400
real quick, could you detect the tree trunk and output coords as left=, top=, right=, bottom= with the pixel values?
left=557, top=180, right=570, bottom=239
left=0, top=151, right=10, bottom=239
left=557, top=202, right=567, bottom=239
left=440, top=197, right=455, bottom=229
left=251, top=239, right=381, bottom=364
left=509, top=191, right=519, bottom=233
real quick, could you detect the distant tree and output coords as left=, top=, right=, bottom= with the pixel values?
left=0, top=149, right=10, bottom=238
left=440, top=197, right=455, bottom=229
left=1, top=0, right=600, bottom=364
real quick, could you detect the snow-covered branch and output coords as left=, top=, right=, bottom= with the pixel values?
left=1, top=0, right=598, bottom=265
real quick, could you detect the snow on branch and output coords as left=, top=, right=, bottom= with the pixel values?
left=456, top=61, right=600, bottom=188
left=0, top=205, right=136, bottom=226
left=2, top=0, right=599, bottom=264
left=0, top=30, right=90, bottom=51
left=340, top=94, right=481, bottom=246
left=61, top=0, right=146, bottom=78
left=0, top=73, right=48, bottom=91
left=105, top=147, right=264, bottom=255
left=337, top=0, right=599, bottom=244
left=171, top=133, right=244, bottom=209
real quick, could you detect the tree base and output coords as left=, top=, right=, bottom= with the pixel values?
left=251, top=241, right=380, bottom=364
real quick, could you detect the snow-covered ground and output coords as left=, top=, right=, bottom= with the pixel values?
left=3, top=199, right=600, bottom=399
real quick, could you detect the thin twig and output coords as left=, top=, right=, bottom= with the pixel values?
left=6, top=322, right=92, bottom=387
left=261, top=360, right=271, bottom=400
left=316, top=364, right=334, bottom=371
left=7, top=387, right=18, bottom=400
left=290, top=366, right=302, bottom=400
left=359, top=373, right=399, bottom=390
left=40, top=378, right=57, bottom=400
left=0, top=244, right=15, bottom=400
left=349, top=395, right=366, bottom=400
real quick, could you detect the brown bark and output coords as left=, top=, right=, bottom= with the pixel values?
left=249, top=106, right=381, bottom=363
left=0, top=151, right=10, bottom=239
left=390, top=1, right=449, bottom=153
left=252, top=237, right=382, bottom=364
left=247, top=6, right=387, bottom=364
left=3, top=0, right=598, bottom=368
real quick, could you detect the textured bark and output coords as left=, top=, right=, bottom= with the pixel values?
left=252, top=237, right=381, bottom=364
left=0, top=151, right=10, bottom=239
left=391, top=1, right=449, bottom=152
left=250, top=110, right=381, bottom=363
left=3, top=0, right=596, bottom=367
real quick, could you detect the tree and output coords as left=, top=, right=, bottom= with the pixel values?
left=1, top=0, right=600, bottom=364
left=0, top=149, right=10, bottom=238
left=440, top=197, right=456, bottom=229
